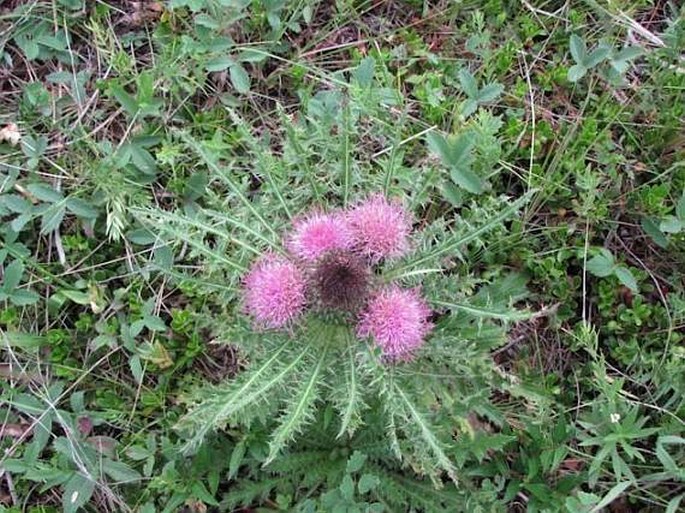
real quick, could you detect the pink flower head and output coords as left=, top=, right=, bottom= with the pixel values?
left=286, top=211, right=352, bottom=261
left=243, top=253, right=306, bottom=329
left=346, top=194, right=411, bottom=263
left=357, top=286, right=433, bottom=360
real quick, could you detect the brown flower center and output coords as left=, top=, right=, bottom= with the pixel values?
left=310, top=251, right=370, bottom=312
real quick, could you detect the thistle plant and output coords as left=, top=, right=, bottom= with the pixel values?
left=136, top=104, right=533, bottom=485
left=243, top=195, right=432, bottom=361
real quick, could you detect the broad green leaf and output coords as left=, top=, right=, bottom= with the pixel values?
left=3, top=331, right=46, bottom=349
left=205, top=56, right=234, bottom=72
left=340, top=474, right=355, bottom=502
left=127, top=228, right=157, bottom=245
left=10, top=289, right=40, bottom=306
left=27, top=183, right=63, bottom=203
left=426, top=131, right=474, bottom=168
left=641, top=216, right=669, bottom=248
left=2, top=259, right=25, bottom=291
left=450, top=166, right=484, bottom=194
left=358, top=474, right=379, bottom=494
left=130, top=145, right=157, bottom=175
left=441, top=182, right=463, bottom=207
left=184, top=171, right=209, bottom=201
left=585, top=45, right=611, bottom=68
left=109, top=85, right=139, bottom=116
left=191, top=481, right=219, bottom=506
left=586, top=249, right=615, bottom=277
left=11, top=212, right=34, bottom=232
left=21, top=135, right=48, bottom=160
left=62, top=473, right=95, bottom=513
left=40, top=204, right=66, bottom=233
left=238, top=48, right=268, bottom=63
left=613, top=46, right=643, bottom=63
left=569, top=35, right=587, bottom=64
left=458, top=68, right=479, bottom=98
left=2, top=194, right=32, bottom=213
left=61, top=289, right=91, bottom=305
left=346, top=451, right=367, bottom=474
left=353, top=57, right=375, bottom=87
left=229, top=63, right=251, bottom=94
left=567, top=64, right=587, bottom=82
left=102, top=459, right=141, bottom=483
left=144, top=315, right=167, bottom=332
left=477, top=83, right=504, bottom=103
left=66, top=198, right=98, bottom=218
left=427, top=132, right=482, bottom=193
left=659, top=216, right=683, bottom=234
left=614, top=267, right=638, bottom=292
left=460, top=98, right=479, bottom=118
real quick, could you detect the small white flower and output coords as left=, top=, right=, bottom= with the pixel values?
left=0, top=123, right=21, bottom=146
left=610, top=413, right=621, bottom=424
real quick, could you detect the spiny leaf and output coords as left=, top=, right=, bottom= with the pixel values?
left=393, top=383, right=458, bottom=484
left=337, top=330, right=365, bottom=438
left=431, top=299, right=531, bottom=321
left=266, top=346, right=328, bottom=464
left=180, top=339, right=308, bottom=453
left=388, top=190, right=534, bottom=277
left=177, top=131, right=280, bottom=240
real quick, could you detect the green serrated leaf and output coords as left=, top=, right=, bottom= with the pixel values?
left=11, top=289, right=41, bottom=306
left=228, top=440, right=246, bottom=480
left=11, top=212, right=34, bottom=232
left=2, top=259, right=25, bottom=291
left=109, top=85, right=139, bottom=116
left=569, top=34, right=587, bottom=64
left=238, top=48, right=268, bottom=63
left=346, top=451, right=367, bottom=474
left=585, top=46, right=611, bottom=68
left=458, top=68, right=479, bottom=98
left=460, top=98, right=479, bottom=118
left=353, top=57, right=375, bottom=87
left=266, top=347, right=326, bottom=464
left=614, top=267, right=638, bottom=292
left=129, top=145, right=157, bottom=175
left=476, top=83, right=504, bottom=103
left=2, top=194, right=32, bottom=213
left=40, top=204, right=66, bottom=233
left=229, top=63, right=251, bottom=94
left=66, top=198, right=98, bottom=219
left=567, top=64, right=587, bottom=82
left=659, top=216, right=683, bottom=234
left=102, top=459, right=142, bottom=483
left=27, top=183, right=63, bottom=203
left=205, top=56, right=234, bottom=72
left=613, top=46, right=643, bottom=63
left=641, top=216, right=669, bottom=248
left=358, top=474, right=379, bottom=494
left=586, top=249, right=615, bottom=277
left=450, top=166, right=484, bottom=194
left=62, top=473, right=95, bottom=513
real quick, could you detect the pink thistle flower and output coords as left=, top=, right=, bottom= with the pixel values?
left=243, top=253, right=306, bottom=329
left=286, top=211, right=352, bottom=261
left=346, top=194, right=411, bottom=263
left=357, top=286, right=433, bottom=360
